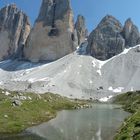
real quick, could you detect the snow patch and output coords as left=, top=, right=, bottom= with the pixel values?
left=93, top=58, right=109, bottom=76
left=0, top=81, right=3, bottom=85
left=27, top=77, right=51, bottom=83
left=108, top=86, right=124, bottom=93
left=121, top=48, right=130, bottom=55
left=99, top=95, right=113, bottom=102
left=131, top=87, right=134, bottom=91
left=28, top=78, right=35, bottom=83
left=76, top=46, right=80, bottom=50
left=97, top=70, right=102, bottom=76
left=97, top=60, right=107, bottom=69
left=89, top=80, right=93, bottom=84
left=108, top=86, right=113, bottom=91
left=92, top=60, right=96, bottom=67
left=64, top=70, right=67, bottom=73
left=113, top=87, right=124, bottom=93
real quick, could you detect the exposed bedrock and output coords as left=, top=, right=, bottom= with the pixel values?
left=0, top=4, right=31, bottom=60
left=24, top=0, right=76, bottom=62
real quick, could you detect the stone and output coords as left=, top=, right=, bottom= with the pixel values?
left=19, top=96, right=27, bottom=100
left=75, top=15, right=88, bottom=45
left=122, top=18, right=140, bottom=47
left=24, top=0, right=76, bottom=62
left=87, top=15, right=125, bottom=60
left=136, top=45, right=140, bottom=52
left=28, top=96, right=32, bottom=100
left=0, top=4, right=31, bottom=60
left=12, top=95, right=27, bottom=101
left=12, top=100, right=22, bottom=106
left=4, top=115, right=8, bottom=118
left=5, top=91, right=11, bottom=96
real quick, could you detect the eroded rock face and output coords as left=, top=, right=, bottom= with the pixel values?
left=0, top=4, right=30, bottom=60
left=87, top=15, right=125, bottom=60
left=75, top=15, right=88, bottom=45
left=122, top=18, right=140, bottom=47
left=24, top=0, right=76, bottom=62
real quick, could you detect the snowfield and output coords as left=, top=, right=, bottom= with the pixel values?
left=0, top=45, right=140, bottom=99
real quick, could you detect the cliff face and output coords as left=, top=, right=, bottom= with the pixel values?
left=122, top=18, right=140, bottom=47
left=24, top=0, right=76, bottom=62
left=87, top=15, right=125, bottom=60
left=0, top=4, right=30, bottom=60
left=75, top=15, right=88, bottom=45
left=1, top=2, right=140, bottom=62
left=87, top=15, right=140, bottom=60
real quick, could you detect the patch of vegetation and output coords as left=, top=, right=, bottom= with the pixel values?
left=113, top=91, right=140, bottom=140
left=0, top=89, right=89, bottom=134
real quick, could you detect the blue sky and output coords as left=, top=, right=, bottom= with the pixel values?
left=0, top=0, right=140, bottom=32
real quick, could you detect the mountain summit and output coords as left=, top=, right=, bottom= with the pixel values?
left=87, top=15, right=140, bottom=60
left=75, top=15, right=88, bottom=46
left=0, top=4, right=30, bottom=60
left=123, top=18, right=140, bottom=47
left=24, top=0, right=76, bottom=63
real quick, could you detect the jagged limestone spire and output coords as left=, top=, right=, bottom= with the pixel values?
left=24, top=0, right=76, bottom=62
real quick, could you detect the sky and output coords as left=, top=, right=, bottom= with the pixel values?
left=0, top=0, right=140, bottom=33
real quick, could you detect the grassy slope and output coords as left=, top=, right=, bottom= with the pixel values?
left=0, top=89, right=88, bottom=134
left=113, top=91, right=140, bottom=140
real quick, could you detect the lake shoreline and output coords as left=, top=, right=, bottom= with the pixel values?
left=19, top=104, right=130, bottom=140
left=0, top=103, right=130, bottom=140
left=1, top=89, right=138, bottom=140
left=113, top=91, right=140, bottom=140
left=0, top=89, right=91, bottom=136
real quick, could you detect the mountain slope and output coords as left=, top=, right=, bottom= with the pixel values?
left=0, top=45, right=140, bottom=99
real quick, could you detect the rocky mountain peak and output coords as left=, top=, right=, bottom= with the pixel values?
left=75, top=15, right=88, bottom=45
left=0, top=4, right=31, bottom=60
left=122, top=18, right=140, bottom=47
left=24, top=0, right=76, bottom=62
left=97, top=15, right=123, bottom=33
left=87, top=15, right=125, bottom=60
left=36, top=0, right=71, bottom=27
left=87, top=15, right=140, bottom=60
left=125, top=18, right=133, bottom=24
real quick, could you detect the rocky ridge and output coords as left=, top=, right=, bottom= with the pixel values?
left=87, top=15, right=125, bottom=60
left=0, top=2, right=140, bottom=62
left=0, top=4, right=30, bottom=60
left=87, top=15, right=140, bottom=60
left=24, top=0, right=76, bottom=62
left=75, top=15, right=88, bottom=45
left=122, top=18, right=140, bottom=47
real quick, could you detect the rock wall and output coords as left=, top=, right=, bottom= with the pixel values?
left=75, top=15, right=88, bottom=45
left=87, top=15, right=140, bottom=60
left=122, top=18, right=140, bottom=47
left=24, top=0, right=76, bottom=62
left=0, top=4, right=30, bottom=60
left=87, top=15, right=125, bottom=60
